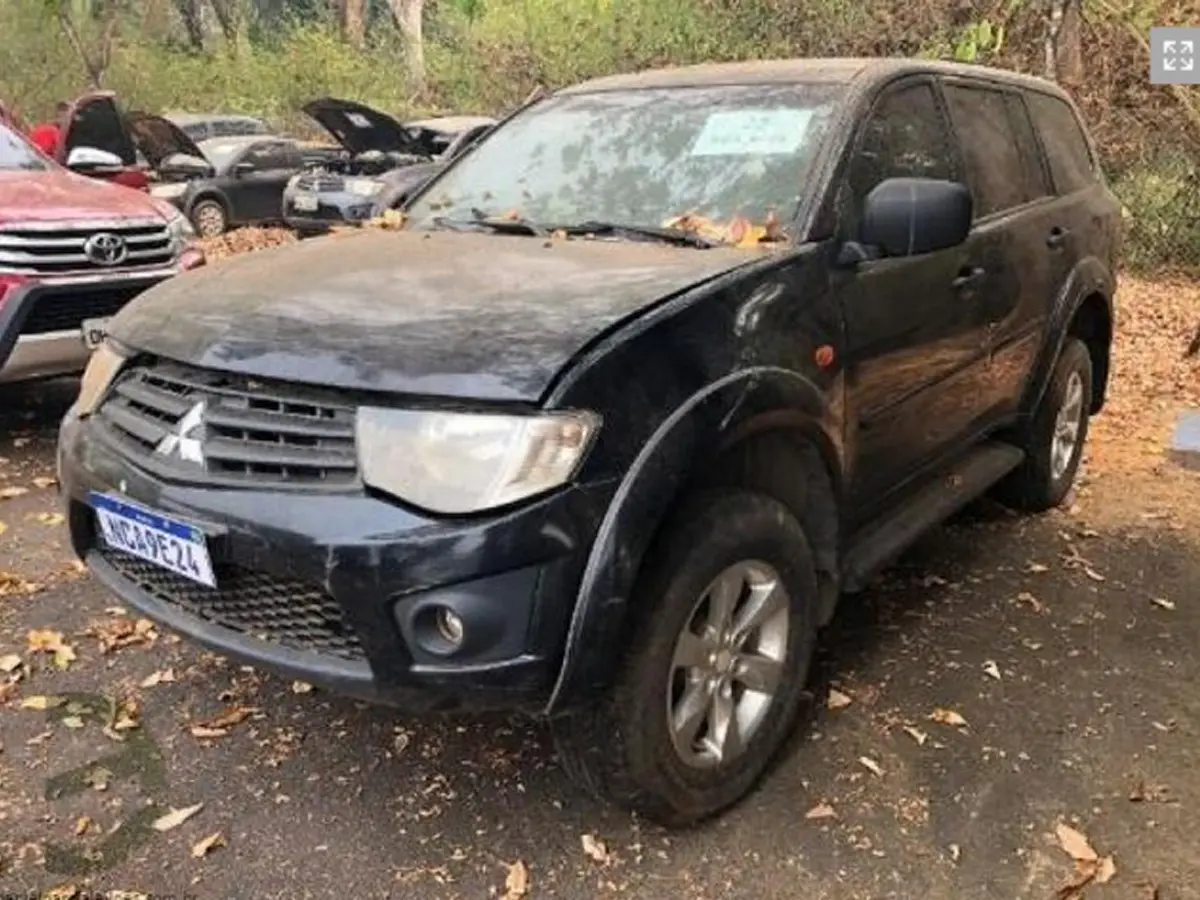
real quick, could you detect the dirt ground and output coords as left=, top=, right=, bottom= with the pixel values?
left=0, top=268, right=1197, bottom=900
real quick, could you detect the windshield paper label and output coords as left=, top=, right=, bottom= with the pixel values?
left=689, top=109, right=814, bottom=157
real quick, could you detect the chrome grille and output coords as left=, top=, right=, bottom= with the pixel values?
left=295, top=174, right=343, bottom=192
left=0, top=219, right=176, bottom=275
left=94, top=360, right=359, bottom=489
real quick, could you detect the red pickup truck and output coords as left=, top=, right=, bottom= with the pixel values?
left=0, top=114, right=204, bottom=385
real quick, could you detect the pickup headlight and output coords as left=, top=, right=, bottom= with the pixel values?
left=356, top=408, right=600, bottom=514
left=74, top=340, right=127, bottom=416
left=165, top=208, right=196, bottom=251
left=346, top=178, right=384, bottom=198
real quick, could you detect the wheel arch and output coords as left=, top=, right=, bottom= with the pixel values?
left=543, top=367, right=843, bottom=715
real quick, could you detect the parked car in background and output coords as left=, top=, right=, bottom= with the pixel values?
left=150, top=135, right=310, bottom=237
left=0, top=116, right=203, bottom=385
left=281, top=98, right=494, bottom=233
left=56, top=58, right=1118, bottom=828
left=163, top=112, right=270, bottom=143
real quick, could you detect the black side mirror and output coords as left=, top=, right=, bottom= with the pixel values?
left=843, top=177, right=973, bottom=264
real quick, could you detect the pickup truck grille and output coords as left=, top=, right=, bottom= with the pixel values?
left=0, top=219, right=175, bottom=275
left=94, top=360, right=360, bottom=490
left=19, top=284, right=145, bottom=335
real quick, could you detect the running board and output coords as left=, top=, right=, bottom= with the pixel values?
left=840, top=442, right=1025, bottom=594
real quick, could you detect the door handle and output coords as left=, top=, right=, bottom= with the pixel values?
left=952, top=266, right=986, bottom=290
left=1046, top=226, right=1070, bottom=249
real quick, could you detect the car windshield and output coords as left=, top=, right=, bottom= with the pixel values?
left=406, top=83, right=845, bottom=240
left=0, top=122, right=49, bottom=171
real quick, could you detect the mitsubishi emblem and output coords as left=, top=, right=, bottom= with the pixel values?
left=155, top=401, right=206, bottom=464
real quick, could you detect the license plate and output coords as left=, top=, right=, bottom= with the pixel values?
left=293, top=193, right=319, bottom=212
left=89, top=492, right=216, bottom=588
left=81, top=316, right=111, bottom=350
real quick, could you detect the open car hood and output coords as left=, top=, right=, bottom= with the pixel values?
left=126, top=111, right=208, bottom=169
left=301, top=97, right=423, bottom=157
left=60, top=92, right=138, bottom=166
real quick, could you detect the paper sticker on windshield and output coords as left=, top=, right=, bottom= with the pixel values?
left=346, top=112, right=372, bottom=129
left=689, top=109, right=814, bottom=157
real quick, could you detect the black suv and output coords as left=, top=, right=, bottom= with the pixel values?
left=57, top=58, right=1119, bottom=827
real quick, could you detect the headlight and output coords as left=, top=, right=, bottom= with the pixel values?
left=356, top=408, right=600, bottom=514
left=150, top=182, right=188, bottom=200
left=74, top=341, right=127, bottom=416
left=346, top=178, right=384, bottom=198
left=165, top=208, right=195, bottom=249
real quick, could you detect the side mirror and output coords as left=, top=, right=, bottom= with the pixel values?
left=851, top=177, right=973, bottom=262
left=66, top=146, right=124, bottom=171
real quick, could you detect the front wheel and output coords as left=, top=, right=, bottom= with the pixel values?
left=553, top=489, right=818, bottom=827
left=190, top=199, right=228, bottom=238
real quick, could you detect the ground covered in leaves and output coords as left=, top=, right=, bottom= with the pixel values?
left=0, top=243, right=1197, bottom=899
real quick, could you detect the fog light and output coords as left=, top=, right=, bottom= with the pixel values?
left=435, top=607, right=465, bottom=648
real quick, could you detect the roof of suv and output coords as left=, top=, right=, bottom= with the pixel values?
left=559, top=57, right=1067, bottom=98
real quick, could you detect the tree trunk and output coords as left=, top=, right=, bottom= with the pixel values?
left=1043, top=0, right=1084, bottom=84
left=340, top=0, right=367, bottom=47
left=388, top=0, right=426, bottom=93
left=208, top=0, right=243, bottom=52
left=173, top=0, right=206, bottom=50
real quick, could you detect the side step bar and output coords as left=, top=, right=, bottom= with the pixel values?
left=840, top=442, right=1025, bottom=594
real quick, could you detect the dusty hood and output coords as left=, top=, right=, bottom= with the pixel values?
left=0, top=169, right=166, bottom=225
left=109, top=229, right=755, bottom=402
left=302, top=97, right=422, bottom=157
left=126, top=112, right=207, bottom=169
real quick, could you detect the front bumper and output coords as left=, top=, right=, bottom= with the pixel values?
left=0, top=270, right=179, bottom=384
left=58, top=409, right=614, bottom=713
left=282, top=189, right=379, bottom=232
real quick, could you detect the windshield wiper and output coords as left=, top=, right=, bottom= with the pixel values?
left=560, top=220, right=719, bottom=248
left=430, top=210, right=548, bottom=237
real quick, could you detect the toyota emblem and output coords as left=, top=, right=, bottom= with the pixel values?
left=83, top=232, right=128, bottom=267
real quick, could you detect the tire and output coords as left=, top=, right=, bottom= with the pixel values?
left=190, top=199, right=228, bottom=238
left=995, top=337, right=1093, bottom=512
left=553, top=489, right=819, bottom=828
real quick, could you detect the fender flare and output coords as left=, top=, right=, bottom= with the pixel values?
left=542, top=366, right=835, bottom=715
left=1019, top=255, right=1115, bottom=420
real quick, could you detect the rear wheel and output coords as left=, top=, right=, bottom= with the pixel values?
left=995, top=337, right=1093, bottom=511
left=553, top=489, right=818, bottom=827
left=190, top=199, right=228, bottom=238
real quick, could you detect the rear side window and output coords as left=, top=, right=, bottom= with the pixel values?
left=1026, top=92, right=1097, bottom=194
left=847, top=82, right=957, bottom=211
left=943, top=84, right=1042, bottom=218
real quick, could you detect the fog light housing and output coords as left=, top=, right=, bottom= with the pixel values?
left=412, top=604, right=467, bottom=656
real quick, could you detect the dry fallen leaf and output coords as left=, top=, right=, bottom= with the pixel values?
left=0, top=485, right=28, bottom=499
left=88, top=617, right=157, bottom=654
left=20, top=694, right=65, bottom=710
left=1016, top=591, right=1046, bottom=613
left=190, top=705, right=257, bottom=737
left=291, top=681, right=314, bottom=694
left=0, top=653, right=22, bottom=673
left=32, top=476, right=57, bottom=489
left=930, top=708, right=969, bottom=728
left=153, top=803, right=204, bottom=832
left=503, top=860, right=529, bottom=899
left=804, top=802, right=837, bottom=820
left=35, top=512, right=65, bottom=526
left=26, top=628, right=77, bottom=669
left=580, top=833, right=610, bottom=864
left=139, top=668, right=176, bottom=688
left=827, top=688, right=853, bottom=710
left=62, top=716, right=85, bottom=729
left=1095, top=855, right=1117, bottom=884
left=903, top=726, right=928, bottom=746
left=74, top=815, right=90, bottom=836
left=1056, top=822, right=1098, bottom=862
left=858, top=756, right=884, bottom=777
left=42, top=886, right=79, bottom=900
left=948, top=843, right=962, bottom=863
left=191, top=831, right=226, bottom=858
left=1150, top=597, right=1176, bottom=611
left=983, top=661, right=1001, bottom=680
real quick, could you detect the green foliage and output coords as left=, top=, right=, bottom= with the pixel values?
left=1109, top=154, right=1200, bottom=272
